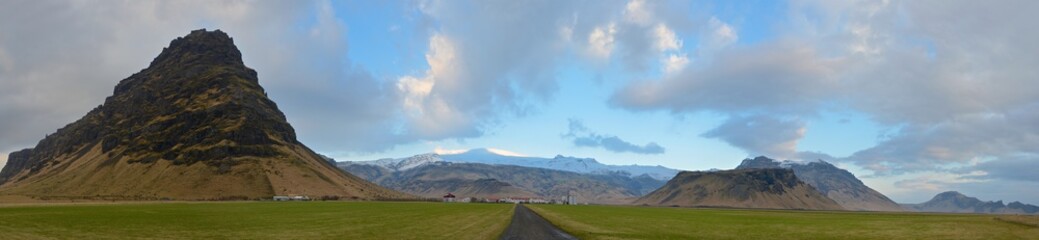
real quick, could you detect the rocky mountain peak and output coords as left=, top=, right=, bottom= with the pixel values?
left=0, top=29, right=406, bottom=200
left=3, top=28, right=298, bottom=180
left=930, top=191, right=972, bottom=203
left=148, top=29, right=243, bottom=69
left=737, top=156, right=782, bottom=169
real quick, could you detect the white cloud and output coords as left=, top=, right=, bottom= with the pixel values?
left=433, top=147, right=468, bottom=155
left=395, top=0, right=603, bottom=141
left=485, top=148, right=527, bottom=157
left=663, top=54, right=689, bottom=75
left=431, top=147, right=526, bottom=157
left=398, top=33, right=454, bottom=122
left=397, top=75, right=434, bottom=115
left=653, top=23, right=681, bottom=52
left=705, top=17, right=738, bottom=51
left=588, top=23, right=618, bottom=59
left=0, top=153, right=7, bottom=169
left=623, top=0, right=652, bottom=26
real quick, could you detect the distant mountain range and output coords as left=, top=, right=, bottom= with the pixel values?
left=429, top=148, right=679, bottom=180
left=338, top=150, right=672, bottom=204
left=634, top=168, right=844, bottom=210
left=340, top=152, right=926, bottom=212
left=902, top=191, right=1039, bottom=214
left=736, top=156, right=903, bottom=212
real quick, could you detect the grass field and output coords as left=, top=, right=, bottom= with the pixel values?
left=528, top=204, right=1039, bottom=240
left=0, top=201, right=513, bottom=239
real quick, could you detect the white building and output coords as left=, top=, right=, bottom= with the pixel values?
left=560, top=195, right=577, bottom=205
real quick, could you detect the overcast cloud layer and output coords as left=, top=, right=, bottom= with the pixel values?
left=610, top=0, right=1039, bottom=200
left=2, top=0, right=1038, bottom=203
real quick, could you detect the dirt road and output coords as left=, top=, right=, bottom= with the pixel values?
left=499, top=204, right=577, bottom=240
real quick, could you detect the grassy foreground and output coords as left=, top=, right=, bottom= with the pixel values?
left=528, top=204, right=1039, bottom=240
left=0, top=201, right=513, bottom=239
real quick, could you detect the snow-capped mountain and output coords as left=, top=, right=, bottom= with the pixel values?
left=440, top=148, right=679, bottom=180
left=358, top=153, right=441, bottom=171
left=342, top=148, right=680, bottom=180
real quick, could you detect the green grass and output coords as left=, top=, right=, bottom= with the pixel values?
left=528, top=204, right=1039, bottom=240
left=0, top=201, right=513, bottom=239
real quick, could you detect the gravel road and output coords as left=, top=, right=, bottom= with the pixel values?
left=499, top=204, right=577, bottom=240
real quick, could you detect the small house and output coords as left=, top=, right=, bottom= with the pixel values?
left=443, top=193, right=456, bottom=202
left=273, top=196, right=290, bottom=201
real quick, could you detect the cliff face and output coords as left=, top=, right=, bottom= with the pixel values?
left=737, top=156, right=904, bottom=211
left=0, top=149, right=32, bottom=184
left=0, top=29, right=406, bottom=200
left=634, top=168, right=844, bottom=210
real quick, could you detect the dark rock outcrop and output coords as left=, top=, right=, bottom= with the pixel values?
left=736, top=156, right=903, bottom=211
left=0, top=149, right=33, bottom=184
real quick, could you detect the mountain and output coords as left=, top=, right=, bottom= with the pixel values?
left=339, top=154, right=667, bottom=204
left=0, top=29, right=405, bottom=201
left=436, top=148, right=679, bottom=180
left=634, top=168, right=844, bottom=210
left=736, top=156, right=903, bottom=211
left=360, top=153, right=442, bottom=172
left=902, top=191, right=1039, bottom=214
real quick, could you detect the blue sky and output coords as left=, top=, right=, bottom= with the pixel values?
left=2, top=0, right=1038, bottom=204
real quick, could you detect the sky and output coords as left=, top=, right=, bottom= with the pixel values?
left=1, top=0, right=1037, bottom=204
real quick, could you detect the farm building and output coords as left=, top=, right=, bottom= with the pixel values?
left=273, top=195, right=310, bottom=201
left=443, top=193, right=456, bottom=202
left=560, top=195, right=578, bottom=205
left=499, top=197, right=548, bottom=204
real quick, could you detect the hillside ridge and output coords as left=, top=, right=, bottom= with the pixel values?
left=634, top=168, right=844, bottom=210
left=0, top=29, right=406, bottom=200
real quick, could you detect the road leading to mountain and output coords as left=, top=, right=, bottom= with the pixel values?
left=500, top=204, right=577, bottom=240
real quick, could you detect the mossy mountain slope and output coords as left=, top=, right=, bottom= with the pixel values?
left=0, top=29, right=405, bottom=200
left=634, top=168, right=844, bottom=210
left=737, top=156, right=903, bottom=211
